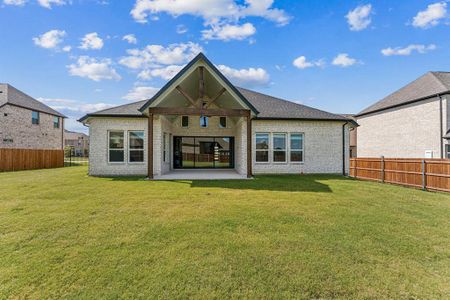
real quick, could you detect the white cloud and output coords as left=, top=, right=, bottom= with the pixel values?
left=122, top=86, right=160, bottom=101
left=346, top=4, right=372, bottom=31
left=332, top=53, right=359, bottom=67
left=176, top=24, right=188, bottom=34
left=67, top=56, right=121, bottom=81
left=38, top=97, right=116, bottom=113
left=33, top=29, right=66, bottom=49
left=62, top=45, right=71, bottom=52
left=381, top=44, right=437, bottom=56
left=412, top=2, right=447, bottom=28
left=130, top=0, right=290, bottom=26
left=138, top=65, right=183, bottom=80
left=119, top=42, right=203, bottom=70
left=123, top=34, right=137, bottom=44
left=38, top=0, right=66, bottom=9
left=217, top=64, right=270, bottom=87
left=292, top=56, right=325, bottom=69
left=79, top=32, right=104, bottom=50
left=3, top=0, right=26, bottom=6
left=202, top=22, right=256, bottom=41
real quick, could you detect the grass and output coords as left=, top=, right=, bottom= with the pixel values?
left=0, top=166, right=449, bottom=299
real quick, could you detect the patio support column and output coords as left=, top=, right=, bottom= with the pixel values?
left=147, top=113, right=153, bottom=179
left=246, top=113, right=252, bottom=178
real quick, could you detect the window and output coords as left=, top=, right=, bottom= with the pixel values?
left=181, top=116, right=189, bottom=128
left=163, top=133, right=167, bottom=162
left=255, top=133, right=269, bottom=162
left=200, top=116, right=208, bottom=128
left=129, top=131, right=144, bottom=163
left=219, top=116, right=227, bottom=128
left=108, top=131, right=124, bottom=162
left=273, top=133, right=286, bottom=162
left=290, top=133, right=304, bottom=162
left=32, top=111, right=39, bottom=125
left=446, top=145, right=450, bottom=159
left=53, top=116, right=60, bottom=128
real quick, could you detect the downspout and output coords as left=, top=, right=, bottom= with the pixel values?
left=439, top=94, right=444, bottom=158
left=342, top=122, right=348, bottom=176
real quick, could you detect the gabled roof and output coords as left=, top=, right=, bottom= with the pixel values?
left=138, top=52, right=259, bottom=114
left=238, top=88, right=355, bottom=124
left=78, top=100, right=147, bottom=122
left=0, top=83, right=66, bottom=118
left=357, top=72, right=450, bottom=117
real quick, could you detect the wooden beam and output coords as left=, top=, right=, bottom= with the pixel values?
left=149, top=107, right=251, bottom=117
left=147, top=114, right=153, bottom=179
left=175, top=85, right=196, bottom=107
left=198, top=66, right=205, bottom=107
left=205, top=88, right=226, bottom=109
left=247, top=116, right=252, bottom=178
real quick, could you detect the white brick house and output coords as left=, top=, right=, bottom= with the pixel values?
left=0, top=84, right=65, bottom=150
left=80, top=53, right=355, bottom=178
left=356, top=72, right=450, bottom=159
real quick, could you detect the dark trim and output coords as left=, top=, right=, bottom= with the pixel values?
left=356, top=91, right=450, bottom=117
left=147, top=114, right=153, bottom=179
left=342, top=122, right=348, bottom=176
left=138, top=53, right=259, bottom=115
left=2, top=102, right=66, bottom=118
left=247, top=116, right=252, bottom=178
left=439, top=95, right=444, bottom=158
left=149, top=107, right=250, bottom=117
left=255, top=117, right=358, bottom=126
left=78, top=114, right=147, bottom=123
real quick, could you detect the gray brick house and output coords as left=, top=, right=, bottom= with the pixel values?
left=0, top=84, right=66, bottom=150
left=64, top=130, right=89, bottom=156
left=79, top=53, right=356, bottom=179
left=356, top=72, right=450, bottom=159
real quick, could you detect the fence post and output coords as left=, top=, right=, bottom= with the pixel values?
left=354, top=158, right=357, bottom=178
left=421, top=160, right=427, bottom=191
left=381, top=156, right=385, bottom=183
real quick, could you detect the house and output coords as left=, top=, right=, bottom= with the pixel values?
left=356, top=72, right=450, bottom=158
left=341, top=114, right=357, bottom=158
left=79, top=53, right=356, bottom=179
left=64, top=130, right=89, bottom=156
left=0, top=83, right=66, bottom=150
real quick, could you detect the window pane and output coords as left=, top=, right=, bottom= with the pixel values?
left=256, top=134, right=269, bottom=150
left=291, top=151, right=303, bottom=162
left=109, top=150, right=124, bottom=162
left=129, top=150, right=144, bottom=162
left=129, top=131, right=144, bottom=149
left=53, top=116, right=59, bottom=128
left=256, top=151, right=269, bottom=162
left=32, top=111, right=39, bottom=124
left=109, top=132, right=124, bottom=149
left=273, top=134, right=286, bottom=150
left=290, top=134, right=303, bottom=150
left=200, top=116, right=208, bottom=127
left=219, top=117, right=227, bottom=128
left=274, top=151, right=286, bottom=162
left=182, top=116, right=189, bottom=127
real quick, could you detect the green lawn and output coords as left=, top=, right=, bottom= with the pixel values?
left=1, top=167, right=449, bottom=299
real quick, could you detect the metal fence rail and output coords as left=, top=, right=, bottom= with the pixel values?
left=350, top=157, right=450, bottom=193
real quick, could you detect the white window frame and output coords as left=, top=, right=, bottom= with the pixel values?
left=272, top=133, right=287, bottom=163
left=289, top=133, right=304, bottom=163
left=128, top=130, right=145, bottom=164
left=255, top=133, right=270, bottom=163
left=181, top=116, right=189, bottom=128
left=108, top=130, right=125, bottom=163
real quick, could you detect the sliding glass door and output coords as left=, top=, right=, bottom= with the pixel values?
left=173, top=136, right=234, bottom=169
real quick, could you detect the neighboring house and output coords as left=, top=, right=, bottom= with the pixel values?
left=356, top=72, right=450, bottom=158
left=0, top=83, right=66, bottom=150
left=341, top=114, right=357, bottom=158
left=64, top=130, right=89, bottom=156
left=79, top=53, right=356, bottom=178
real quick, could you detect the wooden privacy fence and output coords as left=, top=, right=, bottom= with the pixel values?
left=0, top=148, right=64, bottom=172
left=350, top=157, right=450, bottom=193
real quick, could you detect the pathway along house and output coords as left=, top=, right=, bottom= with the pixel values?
left=79, top=54, right=356, bottom=179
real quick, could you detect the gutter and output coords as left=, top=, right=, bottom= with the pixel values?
left=439, top=94, right=444, bottom=158
left=342, top=122, right=348, bottom=176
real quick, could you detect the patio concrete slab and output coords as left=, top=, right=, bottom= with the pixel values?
left=154, top=169, right=249, bottom=180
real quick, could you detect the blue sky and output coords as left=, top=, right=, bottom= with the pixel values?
left=1, top=0, right=449, bottom=133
